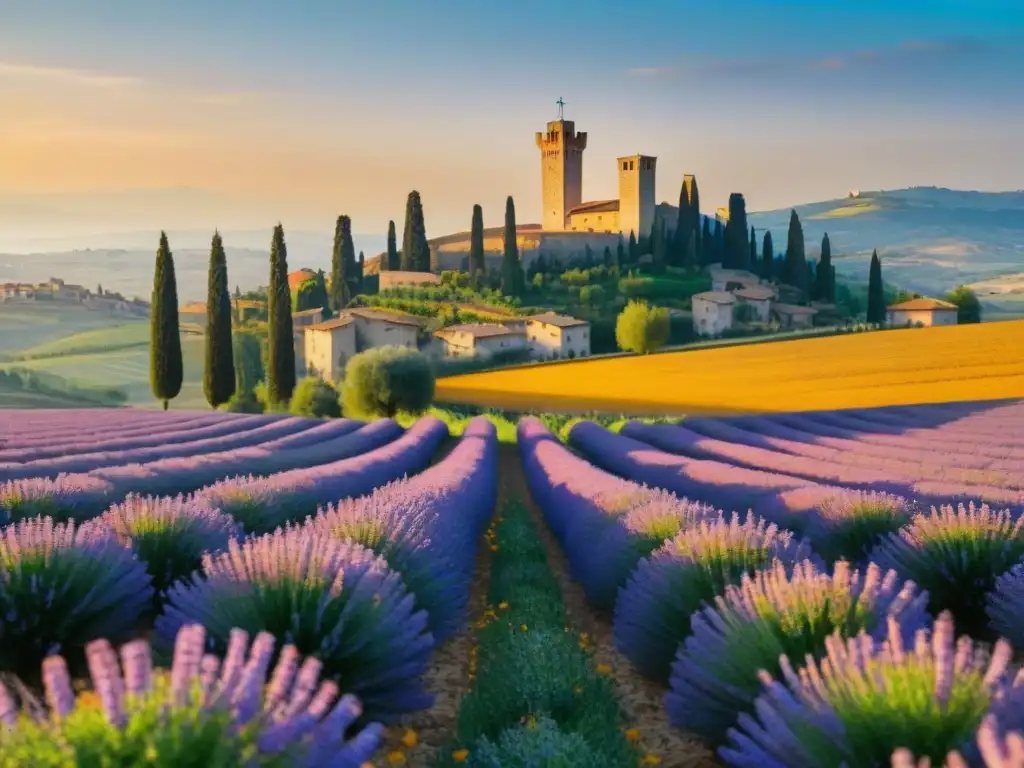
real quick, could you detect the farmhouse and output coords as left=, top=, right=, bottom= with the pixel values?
left=772, top=303, right=818, bottom=329
left=304, top=316, right=357, bottom=382
left=526, top=313, right=591, bottom=359
left=345, top=308, right=424, bottom=349
left=691, top=291, right=737, bottom=336
left=709, top=266, right=762, bottom=293
left=378, top=271, right=441, bottom=290
left=886, top=298, right=958, bottom=328
left=434, top=324, right=527, bottom=358
left=733, top=285, right=775, bottom=322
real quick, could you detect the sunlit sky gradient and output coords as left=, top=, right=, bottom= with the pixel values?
left=2, top=0, right=1023, bottom=240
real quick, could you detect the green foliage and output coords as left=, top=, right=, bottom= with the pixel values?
left=222, top=391, right=263, bottom=413
left=330, top=215, right=357, bottom=310
left=502, top=196, right=523, bottom=297
left=203, top=231, right=236, bottom=409
left=814, top=233, right=835, bottom=302
left=294, top=269, right=329, bottom=312
left=724, top=193, right=749, bottom=270
left=232, top=331, right=263, bottom=397
left=618, top=274, right=710, bottom=301
left=761, top=230, right=775, bottom=280
left=784, top=210, right=807, bottom=293
left=266, top=224, right=296, bottom=405
left=341, top=345, right=435, bottom=418
left=401, top=190, right=430, bottom=272
left=0, top=368, right=127, bottom=406
left=866, top=250, right=886, bottom=324
left=289, top=376, right=342, bottom=418
left=470, top=204, right=486, bottom=289
left=384, top=219, right=398, bottom=272
left=149, top=231, right=183, bottom=410
left=579, top=285, right=605, bottom=306
left=615, top=300, right=670, bottom=355
left=945, top=285, right=982, bottom=324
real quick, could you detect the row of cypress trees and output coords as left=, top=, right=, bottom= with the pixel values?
left=149, top=226, right=298, bottom=411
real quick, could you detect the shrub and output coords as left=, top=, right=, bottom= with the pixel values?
left=613, top=512, right=818, bottom=681
left=342, top=345, right=435, bottom=418
left=579, top=284, right=605, bottom=306
left=0, top=517, right=153, bottom=680
left=0, top=475, right=110, bottom=524
left=467, top=716, right=605, bottom=767
left=720, top=613, right=1024, bottom=767
left=615, top=300, right=670, bottom=355
left=806, top=490, right=913, bottom=565
left=154, top=528, right=434, bottom=723
left=0, top=623, right=384, bottom=766
left=289, top=376, right=342, bottom=418
left=667, top=559, right=930, bottom=743
left=222, top=391, right=263, bottom=413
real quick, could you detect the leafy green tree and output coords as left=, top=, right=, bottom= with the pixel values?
left=701, top=217, right=712, bottom=266
left=266, top=224, right=296, bottom=404
left=628, top=231, right=638, bottom=264
left=233, top=330, right=263, bottom=396
left=761, top=230, right=774, bottom=280
left=615, top=300, right=670, bottom=355
left=866, top=249, right=886, bottom=324
left=784, top=210, right=807, bottom=293
left=616, top=238, right=626, bottom=269
left=945, top=285, right=982, bottom=324
left=295, top=269, right=329, bottom=312
left=329, top=215, right=350, bottom=311
left=401, top=190, right=430, bottom=272
left=342, top=346, right=435, bottom=418
left=290, top=377, right=342, bottom=418
left=501, top=196, right=523, bottom=297
left=602, top=245, right=614, bottom=267
left=385, top=220, right=398, bottom=271
left=470, top=204, right=485, bottom=289
left=580, top=284, right=606, bottom=306
left=203, top=231, right=235, bottom=409
left=724, top=193, right=749, bottom=270
left=149, top=231, right=183, bottom=410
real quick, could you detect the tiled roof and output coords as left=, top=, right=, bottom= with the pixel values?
left=773, top=303, right=818, bottom=315
left=887, top=298, right=958, bottom=311
left=567, top=199, right=620, bottom=216
left=306, top=317, right=354, bottom=332
left=287, top=269, right=317, bottom=290
left=526, top=312, right=590, bottom=329
left=435, top=323, right=524, bottom=339
left=692, top=291, right=737, bottom=305
left=346, top=308, right=426, bottom=327
left=734, top=286, right=775, bottom=301
left=292, top=308, right=324, bottom=317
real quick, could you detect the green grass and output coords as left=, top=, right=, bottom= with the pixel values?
left=0, top=390, right=105, bottom=409
left=808, top=201, right=882, bottom=219
left=10, top=321, right=149, bottom=360
left=0, top=303, right=134, bottom=356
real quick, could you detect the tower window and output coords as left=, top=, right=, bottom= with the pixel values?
left=622, top=161, right=628, bottom=171
left=629, top=161, right=634, bottom=171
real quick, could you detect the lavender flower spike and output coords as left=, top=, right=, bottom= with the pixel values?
left=806, top=490, right=913, bottom=565
left=720, top=612, right=1024, bottom=768
left=987, top=563, right=1024, bottom=649
left=613, top=511, right=820, bottom=682
left=0, top=474, right=111, bottom=524
left=0, top=623, right=383, bottom=765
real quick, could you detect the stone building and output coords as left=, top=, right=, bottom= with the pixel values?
left=526, top=313, right=591, bottom=359
left=434, top=323, right=527, bottom=358
left=692, top=291, right=737, bottom=336
left=304, top=317, right=356, bottom=382
left=886, top=298, right=959, bottom=327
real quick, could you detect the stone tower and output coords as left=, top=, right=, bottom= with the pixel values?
left=536, top=119, right=587, bottom=231
left=618, top=154, right=657, bottom=239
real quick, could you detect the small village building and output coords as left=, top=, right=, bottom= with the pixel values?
left=886, top=298, right=959, bottom=328
left=304, top=316, right=357, bottom=382
left=291, top=307, right=324, bottom=328
left=733, top=285, right=775, bottom=322
left=346, top=308, right=424, bottom=350
left=526, top=313, right=591, bottom=359
left=691, top=291, right=736, bottom=336
left=772, top=303, right=818, bottom=329
left=708, top=266, right=763, bottom=293
left=378, top=271, right=441, bottom=290
left=434, top=323, right=527, bottom=358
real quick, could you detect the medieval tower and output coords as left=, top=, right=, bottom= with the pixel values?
left=618, top=154, right=657, bottom=240
left=535, top=117, right=587, bottom=231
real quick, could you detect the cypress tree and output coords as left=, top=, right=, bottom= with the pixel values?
left=149, top=231, right=183, bottom=411
left=470, top=204, right=485, bottom=287
left=724, top=193, right=749, bottom=270
left=761, top=230, right=774, bottom=280
left=356, top=251, right=364, bottom=293
left=674, top=179, right=692, bottom=268
left=652, top=219, right=667, bottom=274
left=712, top=219, right=724, bottom=264
left=385, top=220, right=398, bottom=272
left=699, top=217, right=711, bottom=266
left=340, top=218, right=358, bottom=301
left=329, top=215, right=349, bottom=311
left=616, top=237, right=626, bottom=269
left=266, top=224, right=296, bottom=405
left=628, top=231, right=638, bottom=264
left=603, top=245, right=613, bottom=267
left=816, top=233, right=834, bottom=302
left=401, top=190, right=430, bottom=272
left=688, top=177, right=701, bottom=257
left=203, top=230, right=235, bottom=409
left=749, top=226, right=757, bottom=271
left=501, top=196, right=522, bottom=296
left=866, top=249, right=886, bottom=324
left=784, top=210, right=807, bottom=293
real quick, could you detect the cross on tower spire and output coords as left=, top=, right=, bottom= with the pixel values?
left=556, top=97, right=566, bottom=120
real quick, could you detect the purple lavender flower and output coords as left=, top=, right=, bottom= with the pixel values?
left=82, top=494, right=241, bottom=610
left=720, top=612, right=1024, bottom=768
left=154, top=527, right=434, bottom=723
left=806, top=490, right=913, bottom=565
left=986, top=563, right=1024, bottom=649
left=0, top=474, right=112, bottom=524
left=871, top=502, right=1024, bottom=641
left=667, top=559, right=930, bottom=743
left=613, top=511, right=820, bottom=682
left=0, top=622, right=383, bottom=765
left=0, top=516, right=152, bottom=681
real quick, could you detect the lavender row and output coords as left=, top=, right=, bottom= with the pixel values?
left=0, top=409, right=234, bottom=446
left=0, top=415, right=344, bottom=481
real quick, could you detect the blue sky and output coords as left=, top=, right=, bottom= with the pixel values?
left=1, top=0, right=1022, bottom=240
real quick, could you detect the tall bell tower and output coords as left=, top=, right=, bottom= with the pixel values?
left=535, top=98, right=587, bottom=231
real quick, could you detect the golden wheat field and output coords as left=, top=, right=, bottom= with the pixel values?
left=435, top=320, right=1024, bottom=416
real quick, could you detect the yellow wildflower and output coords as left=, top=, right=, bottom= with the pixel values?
left=596, top=663, right=612, bottom=675
left=520, top=624, right=528, bottom=632
left=401, top=729, right=418, bottom=748
left=452, top=749, right=470, bottom=762
left=498, top=601, right=509, bottom=609
left=624, top=728, right=641, bottom=743
left=641, top=754, right=662, bottom=765
left=385, top=751, right=406, bottom=766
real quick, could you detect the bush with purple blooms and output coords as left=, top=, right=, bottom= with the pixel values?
left=82, top=494, right=241, bottom=611
left=806, top=490, right=913, bottom=565
left=987, top=563, right=1024, bottom=649
left=871, top=502, right=1024, bottom=640
left=613, top=512, right=819, bottom=682
left=891, top=716, right=1024, bottom=768
left=720, top=613, right=1024, bottom=768
left=0, top=475, right=111, bottom=524
left=154, top=528, right=434, bottom=723
left=667, top=559, right=931, bottom=743
left=0, top=516, right=152, bottom=681
left=0, top=623, right=384, bottom=766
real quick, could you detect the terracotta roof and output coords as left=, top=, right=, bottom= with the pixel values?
left=436, top=323, right=524, bottom=340
left=773, top=303, right=818, bottom=315
left=526, top=312, right=590, bottom=329
left=887, top=298, right=958, bottom=311
left=306, top=317, right=354, bottom=332
left=346, top=308, right=426, bottom=328
left=292, top=308, right=324, bottom=317
left=287, top=269, right=317, bottom=290
left=567, top=199, right=620, bottom=216
left=734, top=286, right=775, bottom=301
left=692, top=291, right=737, bottom=305
left=180, top=302, right=206, bottom=313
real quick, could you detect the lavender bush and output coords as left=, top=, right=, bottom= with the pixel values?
left=0, top=474, right=112, bottom=524
left=720, top=613, right=1024, bottom=768
left=891, top=716, right=1024, bottom=768
left=805, top=490, right=913, bottom=565
left=986, top=563, right=1024, bottom=649
left=154, top=528, right=434, bottom=723
left=871, top=503, right=1024, bottom=640
left=667, top=559, right=931, bottom=743
left=82, top=494, right=242, bottom=609
left=0, top=516, right=152, bottom=680
left=613, top=512, right=819, bottom=682
left=0, top=623, right=383, bottom=766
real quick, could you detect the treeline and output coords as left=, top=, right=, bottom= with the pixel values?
left=0, top=368, right=127, bottom=407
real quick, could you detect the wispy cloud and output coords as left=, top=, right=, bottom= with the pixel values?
left=0, top=61, right=141, bottom=88
left=630, top=37, right=992, bottom=80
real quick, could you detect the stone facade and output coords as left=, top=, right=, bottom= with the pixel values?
left=304, top=317, right=357, bottom=382
left=526, top=313, right=591, bottom=359
left=434, top=323, right=527, bottom=358
left=536, top=119, right=587, bottom=232
left=617, top=154, right=657, bottom=239
left=886, top=298, right=958, bottom=327
left=692, top=291, right=737, bottom=336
